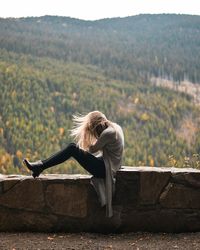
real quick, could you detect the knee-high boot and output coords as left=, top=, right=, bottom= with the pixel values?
left=23, top=158, right=44, bottom=178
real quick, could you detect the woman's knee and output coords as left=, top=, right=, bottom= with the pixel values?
left=68, top=142, right=77, bottom=148
left=67, top=142, right=79, bottom=155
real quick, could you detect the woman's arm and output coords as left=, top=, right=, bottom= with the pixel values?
left=89, top=128, right=114, bottom=153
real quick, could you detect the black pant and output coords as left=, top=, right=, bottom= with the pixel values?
left=42, top=143, right=106, bottom=178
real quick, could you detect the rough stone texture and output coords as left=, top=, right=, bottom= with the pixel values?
left=139, top=171, right=171, bottom=205
left=172, top=172, right=200, bottom=188
left=0, top=206, right=57, bottom=232
left=0, top=167, right=200, bottom=233
left=160, top=183, right=200, bottom=208
left=0, top=178, right=45, bottom=212
left=114, top=170, right=140, bottom=206
left=45, top=183, right=88, bottom=218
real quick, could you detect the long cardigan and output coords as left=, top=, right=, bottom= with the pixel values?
left=89, top=123, right=124, bottom=217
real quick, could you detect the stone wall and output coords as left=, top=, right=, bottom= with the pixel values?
left=0, top=166, right=200, bottom=233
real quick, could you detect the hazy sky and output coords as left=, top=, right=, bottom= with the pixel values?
left=1, top=0, right=200, bottom=20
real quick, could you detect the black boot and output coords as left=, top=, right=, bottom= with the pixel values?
left=23, top=158, right=44, bottom=178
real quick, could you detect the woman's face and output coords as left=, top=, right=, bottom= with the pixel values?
left=95, top=124, right=103, bottom=137
left=95, top=123, right=108, bottom=137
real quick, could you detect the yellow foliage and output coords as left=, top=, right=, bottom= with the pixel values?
left=0, top=152, right=12, bottom=167
left=140, top=113, right=150, bottom=121
left=53, top=91, right=63, bottom=96
left=150, top=158, right=154, bottom=167
left=5, top=65, right=17, bottom=75
left=16, top=150, right=23, bottom=158
left=72, top=92, right=77, bottom=99
left=50, top=106, right=55, bottom=112
left=0, top=155, right=7, bottom=165
left=168, top=155, right=178, bottom=167
left=173, top=101, right=177, bottom=108
left=11, top=90, right=17, bottom=98
left=0, top=128, right=3, bottom=136
left=1, top=165, right=7, bottom=174
left=134, top=97, right=139, bottom=104
left=59, top=127, right=65, bottom=136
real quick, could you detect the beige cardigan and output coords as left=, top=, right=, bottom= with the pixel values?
left=90, top=123, right=124, bottom=217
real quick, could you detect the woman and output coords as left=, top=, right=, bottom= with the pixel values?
left=23, top=111, right=124, bottom=217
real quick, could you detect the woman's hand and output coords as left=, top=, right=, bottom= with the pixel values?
left=89, top=145, right=96, bottom=153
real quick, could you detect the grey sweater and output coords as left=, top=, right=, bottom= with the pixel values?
left=90, top=123, right=124, bottom=217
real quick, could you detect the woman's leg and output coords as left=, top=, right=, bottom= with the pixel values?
left=27, top=143, right=105, bottom=178
left=42, top=143, right=105, bottom=178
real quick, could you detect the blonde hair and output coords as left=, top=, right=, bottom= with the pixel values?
left=70, top=111, right=110, bottom=151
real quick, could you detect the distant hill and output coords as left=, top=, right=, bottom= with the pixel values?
left=0, top=14, right=200, bottom=174
left=0, top=14, right=200, bottom=83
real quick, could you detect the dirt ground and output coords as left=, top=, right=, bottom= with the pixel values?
left=0, top=232, right=200, bottom=250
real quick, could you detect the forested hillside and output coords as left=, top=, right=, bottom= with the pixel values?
left=1, top=14, right=200, bottom=83
left=0, top=14, right=200, bottom=174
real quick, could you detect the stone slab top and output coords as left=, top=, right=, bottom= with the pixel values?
left=120, top=166, right=200, bottom=173
left=0, top=166, right=200, bottom=181
left=0, top=174, right=92, bottom=181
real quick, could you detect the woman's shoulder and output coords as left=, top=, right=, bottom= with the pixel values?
left=102, top=125, right=115, bottom=135
left=103, top=123, right=123, bottom=136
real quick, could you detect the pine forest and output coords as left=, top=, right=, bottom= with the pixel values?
left=0, top=14, right=200, bottom=174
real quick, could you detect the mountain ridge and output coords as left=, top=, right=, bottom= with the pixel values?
left=1, top=14, right=200, bottom=83
left=0, top=14, right=200, bottom=174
